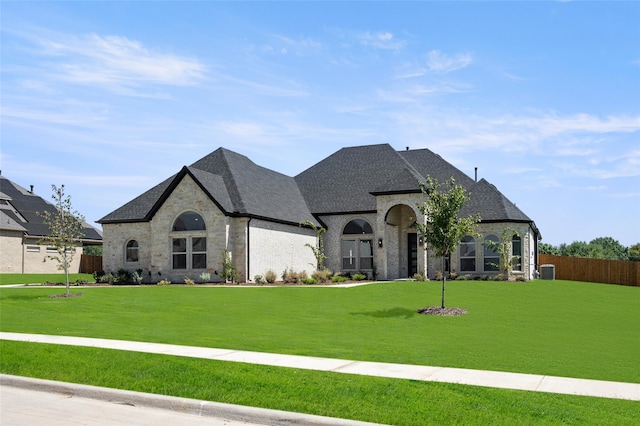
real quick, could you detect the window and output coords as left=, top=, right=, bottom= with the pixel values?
left=26, top=246, right=40, bottom=252
left=171, top=211, right=207, bottom=270
left=125, top=240, right=139, bottom=263
left=342, top=219, right=374, bottom=271
left=484, top=235, right=500, bottom=272
left=460, top=236, right=476, bottom=272
left=172, top=211, right=206, bottom=231
left=512, top=235, right=522, bottom=271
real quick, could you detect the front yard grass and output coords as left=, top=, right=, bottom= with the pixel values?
left=1, top=341, right=638, bottom=426
left=0, top=273, right=94, bottom=285
left=1, top=280, right=638, bottom=424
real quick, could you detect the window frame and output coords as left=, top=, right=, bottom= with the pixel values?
left=125, top=240, right=139, bottom=263
left=483, top=235, right=500, bottom=272
left=459, top=236, right=476, bottom=272
left=341, top=219, right=374, bottom=272
left=170, top=211, right=207, bottom=271
left=512, top=234, right=522, bottom=271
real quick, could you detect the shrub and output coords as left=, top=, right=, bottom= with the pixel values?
left=184, top=277, right=195, bottom=286
left=301, top=277, right=318, bottom=285
left=331, top=275, right=349, bottom=283
left=283, top=268, right=299, bottom=284
left=99, top=273, right=114, bottom=284
left=132, top=270, right=143, bottom=285
left=220, top=250, right=237, bottom=283
left=74, top=278, right=88, bottom=285
left=93, top=270, right=105, bottom=282
left=352, top=273, right=367, bottom=281
left=312, top=268, right=332, bottom=283
left=254, top=275, right=266, bottom=284
left=115, top=268, right=132, bottom=284
left=412, top=272, right=428, bottom=281
left=199, top=272, right=211, bottom=284
left=157, top=279, right=171, bottom=286
left=265, top=269, right=277, bottom=283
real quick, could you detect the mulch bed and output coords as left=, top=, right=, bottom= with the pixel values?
left=417, top=306, right=468, bottom=316
left=49, top=293, right=83, bottom=299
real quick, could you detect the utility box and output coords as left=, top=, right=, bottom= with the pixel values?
left=541, top=264, right=555, bottom=280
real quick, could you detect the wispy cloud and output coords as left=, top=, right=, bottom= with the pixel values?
left=427, top=50, right=473, bottom=73
left=358, top=31, right=405, bottom=50
left=17, top=29, right=206, bottom=94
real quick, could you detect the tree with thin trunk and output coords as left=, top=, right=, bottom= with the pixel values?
left=38, top=184, right=86, bottom=297
left=415, top=177, right=480, bottom=309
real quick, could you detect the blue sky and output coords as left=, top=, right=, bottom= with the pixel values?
left=1, top=1, right=639, bottom=247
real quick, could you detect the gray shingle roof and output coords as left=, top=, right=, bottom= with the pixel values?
left=0, top=175, right=102, bottom=241
left=98, top=144, right=537, bottom=231
left=99, top=148, right=318, bottom=226
left=461, top=178, right=533, bottom=223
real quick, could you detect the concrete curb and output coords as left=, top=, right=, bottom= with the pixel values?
left=1, top=374, right=384, bottom=426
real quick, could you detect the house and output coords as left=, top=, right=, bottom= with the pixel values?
left=98, top=144, right=540, bottom=283
left=0, top=174, right=103, bottom=274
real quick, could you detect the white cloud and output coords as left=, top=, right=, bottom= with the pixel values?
left=23, top=30, right=206, bottom=93
left=358, top=31, right=405, bottom=50
left=427, top=50, right=473, bottom=73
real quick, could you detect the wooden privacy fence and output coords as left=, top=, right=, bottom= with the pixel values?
left=539, top=254, right=639, bottom=287
left=80, top=255, right=102, bottom=274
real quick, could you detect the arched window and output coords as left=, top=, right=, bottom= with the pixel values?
left=512, top=234, right=522, bottom=271
left=484, top=235, right=500, bottom=272
left=125, top=240, right=139, bottom=263
left=342, top=219, right=373, bottom=271
left=171, top=211, right=207, bottom=270
left=460, top=236, right=476, bottom=272
left=172, top=211, right=206, bottom=231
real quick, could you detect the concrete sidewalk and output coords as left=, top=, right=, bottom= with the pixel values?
left=2, top=332, right=639, bottom=401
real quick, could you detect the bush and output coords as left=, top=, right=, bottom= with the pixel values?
left=132, top=270, right=143, bottom=285
left=199, top=272, right=211, bottom=283
left=301, top=277, right=318, bottom=285
left=115, top=268, right=132, bottom=284
left=93, top=270, right=105, bottom=282
left=312, top=268, right=332, bottom=283
left=331, top=275, right=349, bottom=283
left=352, top=273, right=367, bottom=281
left=99, top=273, right=114, bottom=284
left=184, top=277, right=195, bottom=286
left=412, top=272, right=428, bottom=281
left=157, top=279, right=171, bottom=286
left=265, top=269, right=277, bottom=283
left=282, top=268, right=299, bottom=284
left=254, top=275, right=266, bottom=284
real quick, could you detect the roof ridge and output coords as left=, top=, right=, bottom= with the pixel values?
left=218, top=149, right=246, bottom=213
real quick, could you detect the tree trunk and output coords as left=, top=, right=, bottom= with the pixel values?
left=441, top=255, right=446, bottom=308
left=64, top=251, right=69, bottom=297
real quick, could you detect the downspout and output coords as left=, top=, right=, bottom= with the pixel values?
left=247, top=217, right=252, bottom=282
left=21, top=233, right=26, bottom=273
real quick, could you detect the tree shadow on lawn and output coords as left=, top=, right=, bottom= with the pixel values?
left=351, top=307, right=417, bottom=319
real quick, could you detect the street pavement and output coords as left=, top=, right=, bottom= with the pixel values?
left=1, top=375, right=379, bottom=426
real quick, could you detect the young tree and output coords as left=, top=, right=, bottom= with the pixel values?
left=38, top=184, right=86, bottom=297
left=300, top=220, right=327, bottom=270
left=415, top=177, right=481, bottom=308
left=485, top=227, right=520, bottom=280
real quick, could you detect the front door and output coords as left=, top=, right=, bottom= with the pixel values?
left=408, top=233, right=418, bottom=277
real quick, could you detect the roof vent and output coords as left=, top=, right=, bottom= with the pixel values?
left=406, top=146, right=409, bottom=151
left=30, top=185, right=34, bottom=194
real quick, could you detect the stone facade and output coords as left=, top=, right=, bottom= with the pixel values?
left=102, top=174, right=317, bottom=283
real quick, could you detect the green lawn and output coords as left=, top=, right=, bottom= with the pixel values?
left=2, top=340, right=637, bottom=426
left=0, top=273, right=94, bottom=285
left=1, top=280, right=638, bottom=424
left=1, top=280, right=638, bottom=382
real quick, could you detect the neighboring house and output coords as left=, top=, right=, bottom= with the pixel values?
left=0, top=175, right=103, bottom=274
left=98, top=144, right=540, bottom=283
